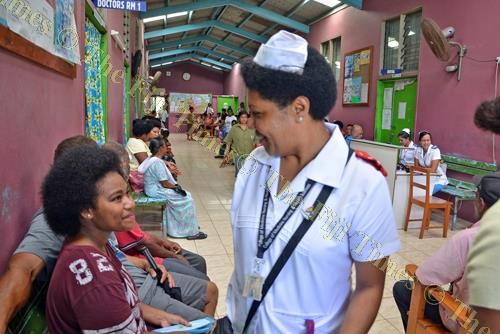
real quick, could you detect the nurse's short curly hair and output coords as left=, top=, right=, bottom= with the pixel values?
left=240, top=45, right=337, bottom=120
left=475, top=97, right=500, bottom=134
left=42, top=146, right=123, bottom=237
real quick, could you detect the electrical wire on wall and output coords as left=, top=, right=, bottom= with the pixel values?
left=465, top=54, right=498, bottom=164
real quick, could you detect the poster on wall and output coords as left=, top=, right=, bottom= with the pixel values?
left=0, top=0, right=55, bottom=55
left=0, top=0, right=80, bottom=64
left=343, top=46, right=373, bottom=106
left=169, top=93, right=212, bottom=114
left=54, top=0, right=80, bottom=64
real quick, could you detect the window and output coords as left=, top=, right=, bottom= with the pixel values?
left=320, top=37, right=341, bottom=80
left=382, top=9, right=422, bottom=72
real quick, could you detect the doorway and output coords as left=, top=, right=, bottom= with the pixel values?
left=375, top=78, right=417, bottom=145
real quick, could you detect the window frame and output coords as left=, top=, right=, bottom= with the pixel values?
left=379, top=7, right=422, bottom=78
left=320, top=36, right=342, bottom=80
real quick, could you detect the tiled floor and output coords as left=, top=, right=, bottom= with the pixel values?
left=137, top=134, right=470, bottom=334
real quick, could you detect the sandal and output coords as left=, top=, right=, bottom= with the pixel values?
left=186, top=232, right=208, bottom=240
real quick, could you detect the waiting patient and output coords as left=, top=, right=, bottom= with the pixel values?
left=139, top=137, right=207, bottom=240
left=392, top=172, right=500, bottom=332
left=43, top=146, right=149, bottom=332
left=0, top=136, right=215, bottom=333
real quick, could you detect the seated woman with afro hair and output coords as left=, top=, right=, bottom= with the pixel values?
left=42, top=146, right=149, bottom=333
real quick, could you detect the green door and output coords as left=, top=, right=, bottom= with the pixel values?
left=375, top=78, right=417, bottom=145
left=217, top=96, right=238, bottom=115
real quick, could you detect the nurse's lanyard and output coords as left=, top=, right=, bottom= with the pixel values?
left=242, top=179, right=316, bottom=301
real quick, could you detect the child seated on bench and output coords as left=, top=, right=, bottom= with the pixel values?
left=393, top=172, right=500, bottom=332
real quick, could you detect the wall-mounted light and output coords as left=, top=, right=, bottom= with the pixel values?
left=110, top=30, right=126, bottom=53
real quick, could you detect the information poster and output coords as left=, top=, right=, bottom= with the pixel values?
left=343, top=46, right=373, bottom=106
left=169, top=93, right=212, bottom=114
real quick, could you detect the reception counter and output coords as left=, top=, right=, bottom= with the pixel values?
left=350, top=139, right=439, bottom=229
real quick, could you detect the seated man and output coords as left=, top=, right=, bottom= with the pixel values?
left=0, top=136, right=218, bottom=333
left=392, top=172, right=500, bottom=332
left=345, top=123, right=364, bottom=146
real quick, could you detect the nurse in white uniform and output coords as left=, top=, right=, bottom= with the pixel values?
left=223, top=30, right=400, bottom=334
left=414, top=131, right=448, bottom=194
left=398, top=128, right=416, bottom=167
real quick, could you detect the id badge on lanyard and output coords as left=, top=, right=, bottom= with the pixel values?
left=242, top=257, right=265, bottom=301
left=242, top=179, right=314, bottom=301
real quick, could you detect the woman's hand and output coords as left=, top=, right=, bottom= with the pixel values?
left=158, top=313, right=191, bottom=328
left=141, top=304, right=191, bottom=328
left=166, top=161, right=182, bottom=176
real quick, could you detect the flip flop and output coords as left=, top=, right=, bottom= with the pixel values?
left=186, top=232, right=208, bottom=240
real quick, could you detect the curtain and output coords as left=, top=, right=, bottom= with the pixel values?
left=84, top=17, right=106, bottom=144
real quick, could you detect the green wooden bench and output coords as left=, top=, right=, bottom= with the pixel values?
left=440, top=154, right=497, bottom=229
left=130, top=192, right=168, bottom=237
left=7, top=281, right=49, bottom=334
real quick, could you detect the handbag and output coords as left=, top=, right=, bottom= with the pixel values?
left=173, top=184, right=187, bottom=197
left=212, top=316, right=233, bottom=334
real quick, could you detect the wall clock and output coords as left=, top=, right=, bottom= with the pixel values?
left=182, top=72, right=191, bottom=81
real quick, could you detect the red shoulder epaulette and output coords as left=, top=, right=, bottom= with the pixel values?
left=355, top=150, right=388, bottom=177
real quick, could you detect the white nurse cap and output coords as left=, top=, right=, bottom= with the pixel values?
left=402, top=128, right=411, bottom=134
left=253, top=30, right=308, bottom=75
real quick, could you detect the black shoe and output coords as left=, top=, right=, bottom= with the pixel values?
left=214, top=155, right=224, bottom=159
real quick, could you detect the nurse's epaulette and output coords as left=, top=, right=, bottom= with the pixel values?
left=355, top=150, right=388, bottom=177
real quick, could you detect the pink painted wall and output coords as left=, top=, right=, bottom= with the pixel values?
left=0, top=1, right=85, bottom=273
left=105, top=10, right=125, bottom=143
left=156, top=62, right=225, bottom=96
left=222, top=0, right=500, bottom=221
left=223, top=63, right=246, bottom=103
left=0, top=5, right=139, bottom=273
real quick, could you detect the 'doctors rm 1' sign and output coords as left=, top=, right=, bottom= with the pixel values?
left=92, top=0, right=147, bottom=12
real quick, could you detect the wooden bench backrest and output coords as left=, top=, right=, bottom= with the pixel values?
left=442, top=154, right=497, bottom=176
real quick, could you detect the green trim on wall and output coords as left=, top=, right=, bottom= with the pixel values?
left=85, top=1, right=106, bottom=33
left=124, top=63, right=131, bottom=142
left=100, top=33, right=109, bottom=141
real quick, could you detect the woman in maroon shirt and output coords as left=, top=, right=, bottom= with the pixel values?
left=42, top=146, right=148, bottom=333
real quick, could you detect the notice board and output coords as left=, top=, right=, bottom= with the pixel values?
left=342, top=46, right=373, bottom=106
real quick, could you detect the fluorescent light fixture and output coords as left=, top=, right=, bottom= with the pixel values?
left=163, top=61, right=173, bottom=65
left=167, top=11, right=188, bottom=19
left=201, top=62, right=213, bottom=67
left=313, top=0, right=341, bottom=7
left=212, top=66, right=223, bottom=71
left=143, top=15, right=165, bottom=23
left=388, top=37, right=399, bottom=48
left=408, top=30, right=416, bottom=36
left=151, top=64, right=161, bottom=68
left=220, top=58, right=224, bottom=61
